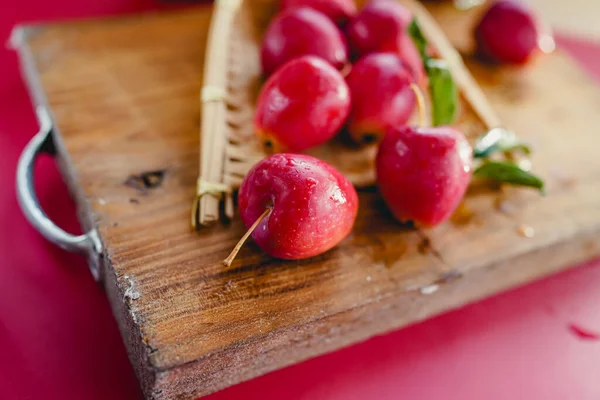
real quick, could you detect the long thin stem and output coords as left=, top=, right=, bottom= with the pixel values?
left=410, top=83, right=427, bottom=128
left=222, top=207, right=272, bottom=267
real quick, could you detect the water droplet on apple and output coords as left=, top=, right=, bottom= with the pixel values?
left=395, top=139, right=409, bottom=157
left=306, top=177, right=318, bottom=188
left=330, top=186, right=347, bottom=204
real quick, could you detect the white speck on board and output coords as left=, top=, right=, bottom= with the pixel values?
left=420, top=284, right=440, bottom=296
left=124, top=275, right=141, bottom=301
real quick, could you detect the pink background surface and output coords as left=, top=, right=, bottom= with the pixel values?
left=1, top=2, right=600, bottom=399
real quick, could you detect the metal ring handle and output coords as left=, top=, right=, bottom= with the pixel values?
left=16, top=106, right=103, bottom=280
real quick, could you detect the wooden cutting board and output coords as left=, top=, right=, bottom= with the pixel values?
left=12, top=3, right=600, bottom=400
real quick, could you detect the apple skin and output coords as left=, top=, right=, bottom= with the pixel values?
left=238, top=153, right=359, bottom=260
left=280, top=0, right=357, bottom=25
left=261, top=7, right=349, bottom=76
left=345, top=0, right=425, bottom=82
left=376, top=125, right=473, bottom=226
left=254, top=55, right=351, bottom=153
left=346, top=52, right=416, bottom=143
left=475, top=0, right=553, bottom=65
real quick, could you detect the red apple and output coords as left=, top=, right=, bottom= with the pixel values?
left=376, top=125, right=473, bottom=226
left=225, top=153, right=358, bottom=263
left=396, top=34, right=426, bottom=84
left=280, top=0, right=357, bottom=25
left=346, top=52, right=416, bottom=143
left=255, top=56, right=351, bottom=153
left=345, top=0, right=424, bottom=81
left=475, top=0, right=554, bottom=65
left=261, top=7, right=349, bottom=76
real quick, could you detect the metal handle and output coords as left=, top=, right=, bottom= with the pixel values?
left=16, top=106, right=103, bottom=281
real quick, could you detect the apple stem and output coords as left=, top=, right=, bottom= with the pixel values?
left=410, top=83, right=427, bottom=128
left=222, top=207, right=272, bottom=267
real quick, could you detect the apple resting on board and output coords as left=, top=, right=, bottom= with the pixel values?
left=261, top=7, right=349, bottom=76
left=474, top=0, right=555, bottom=65
left=254, top=55, right=351, bottom=153
left=346, top=52, right=417, bottom=143
left=224, top=154, right=359, bottom=266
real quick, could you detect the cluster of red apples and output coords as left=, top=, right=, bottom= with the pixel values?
left=223, top=0, right=550, bottom=267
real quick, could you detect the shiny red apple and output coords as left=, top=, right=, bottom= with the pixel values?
left=280, top=0, right=357, bottom=25
left=261, top=7, right=349, bottom=76
left=475, top=0, right=554, bottom=65
left=345, top=0, right=424, bottom=81
left=376, top=125, right=473, bottom=226
left=224, top=153, right=358, bottom=264
left=346, top=52, right=416, bottom=143
left=254, top=55, right=351, bottom=153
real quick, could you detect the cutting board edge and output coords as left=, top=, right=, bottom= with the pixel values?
left=12, top=27, right=160, bottom=397
left=145, top=228, right=600, bottom=399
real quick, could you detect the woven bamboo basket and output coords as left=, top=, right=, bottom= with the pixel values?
left=193, top=0, right=503, bottom=228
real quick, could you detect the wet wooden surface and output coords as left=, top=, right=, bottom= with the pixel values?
left=14, top=2, right=600, bottom=399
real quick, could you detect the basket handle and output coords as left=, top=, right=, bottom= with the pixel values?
left=16, top=106, right=103, bottom=281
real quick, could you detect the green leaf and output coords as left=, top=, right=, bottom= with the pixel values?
left=426, top=58, right=458, bottom=126
left=474, top=128, right=532, bottom=158
left=408, top=19, right=458, bottom=127
left=408, top=19, right=428, bottom=60
left=474, top=161, right=544, bottom=192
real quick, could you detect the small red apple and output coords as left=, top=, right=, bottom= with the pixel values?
left=280, top=0, right=357, bottom=25
left=346, top=52, right=416, bottom=143
left=255, top=55, right=351, bottom=153
left=345, top=0, right=424, bottom=81
left=396, top=33, right=426, bottom=84
left=261, top=7, right=349, bottom=76
left=376, top=125, right=473, bottom=226
left=224, top=153, right=359, bottom=265
left=475, top=0, right=554, bottom=65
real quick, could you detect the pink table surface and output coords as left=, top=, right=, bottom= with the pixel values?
left=2, top=2, right=600, bottom=399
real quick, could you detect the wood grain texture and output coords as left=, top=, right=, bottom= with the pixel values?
left=14, top=3, right=600, bottom=399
